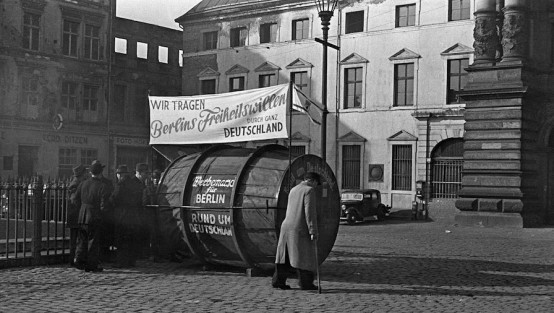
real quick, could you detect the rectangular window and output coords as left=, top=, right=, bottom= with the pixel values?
left=449, top=0, right=470, bottom=21
left=80, top=149, right=97, bottom=168
left=59, top=148, right=78, bottom=178
left=201, top=79, right=216, bottom=94
left=258, top=74, right=275, bottom=88
left=230, top=27, right=247, bottom=47
left=84, top=24, right=100, bottom=60
left=229, top=77, right=245, bottom=92
left=63, top=20, right=79, bottom=57
left=114, top=37, right=127, bottom=54
left=203, top=31, right=218, bottom=50
left=345, top=11, right=364, bottom=34
left=292, top=18, right=309, bottom=40
left=291, top=71, right=308, bottom=93
left=113, top=84, right=126, bottom=122
left=23, top=12, right=40, bottom=50
left=394, top=63, right=414, bottom=106
left=342, top=145, right=361, bottom=189
left=22, top=78, right=39, bottom=107
left=21, top=77, right=39, bottom=119
left=158, top=46, right=168, bottom=63
left=82, top=84, right=98, bottom=122
left=136, top=41, right=148, bottom=59
left=396, top=4, right=416, bottom=27
left=344, top=67, right=363, bottom=109
left=82, top=85, right=98, bottom=112
left=392, top=145, right=412, bottom=191
left=447, top=58, right=469, bottom=104
left=260, top=23, right=277, bottom=43
left=61, top=81, right=78, bottom=121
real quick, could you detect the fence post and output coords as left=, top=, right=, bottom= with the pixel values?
left=31, top=176, right=44, bottom=260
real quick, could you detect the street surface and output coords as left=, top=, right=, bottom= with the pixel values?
left=0, top=213, right=553, bottom=313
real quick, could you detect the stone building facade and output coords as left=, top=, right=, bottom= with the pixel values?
left=176, top=0, right=473, bottom=212
left=0, top=0, right=182, bottom=179
left=111, top=17, right=182, bottom=173
left=176, top=0, right=553, bottom=226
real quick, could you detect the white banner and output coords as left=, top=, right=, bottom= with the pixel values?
left=149, top=84, right=290, bottom=145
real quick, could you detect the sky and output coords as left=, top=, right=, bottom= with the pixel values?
left=116, top=0, right=203, bottom=30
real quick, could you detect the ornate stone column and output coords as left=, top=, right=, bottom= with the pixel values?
left=495, top=0, right=504, bottom=61
left=454, top=1, right=532, bottom=228
left=501, top=0, right=528, bottom=64
left=473, top=0, right=499, bottom=65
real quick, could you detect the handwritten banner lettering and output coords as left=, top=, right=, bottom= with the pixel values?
left=149, top=84, right=290, bottom=144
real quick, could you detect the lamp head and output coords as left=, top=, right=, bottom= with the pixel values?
left=314, top=0, right=340, bottom=13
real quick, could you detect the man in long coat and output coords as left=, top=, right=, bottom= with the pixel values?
left=67, top=164, right=87, bottom=267
left=272, top=172, right=320, bottom=290
left=112, top=165, right=144, bottom=267
left=73, top=160, right=111, bottom=272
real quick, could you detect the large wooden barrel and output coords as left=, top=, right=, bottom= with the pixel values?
left=156, top=144, right=340, bottom=270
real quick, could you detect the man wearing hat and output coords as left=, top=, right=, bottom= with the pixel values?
left=111, top=164, right=143, bottom=267
left=72, top=160, right=112, bottom=272
left=67, top=164, right=88, bottom=267
left=272, top=172, right=321, bottom=290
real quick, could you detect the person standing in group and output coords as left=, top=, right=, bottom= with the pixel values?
left=72, top=160, right=111, bottom=272
left=67, top=164, right=87, bottom=267
left=99, top=167, right=115, bottom=262
left=133, top=163, right=152, bottom=259
left=272, top=172, right=321, bottom=291
left=111, top=165, right=143, bottom=267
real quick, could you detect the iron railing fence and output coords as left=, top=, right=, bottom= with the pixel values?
left=431, top=159, right=463, bottom=199
left=1, top=176, right=70, bottom=268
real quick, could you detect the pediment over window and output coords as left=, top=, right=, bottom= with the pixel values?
left=389, top=48, right=421, bottom=61
left=338, top=131, right=366, bottom=142
left=387, top=130, right=418, bottom=141
left=255, top=61, right=281, bottom=72
left=22, top=0, right=46, bottom=11
left=340, top=53, right=368, bottom=64
left=286, top=58, right=313, bottom=69
left=225, top=64, right=249, bottom=75
left=291, top=131, right=311, bottom=141
left=197, top=67, right=220, bottom=78
left=441, top=43, right=473, bottom=56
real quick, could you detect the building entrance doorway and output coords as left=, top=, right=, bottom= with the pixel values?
left=430, top=138, right=463, bottom=199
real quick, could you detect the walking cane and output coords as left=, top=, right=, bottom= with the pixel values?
left=314, top=236, right=321, bottom=294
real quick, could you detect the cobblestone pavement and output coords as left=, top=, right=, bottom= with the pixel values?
left=1, top=217, right=553, bottom=313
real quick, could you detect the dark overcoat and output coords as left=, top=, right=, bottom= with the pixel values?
left=67, top=175, right=87, bottom=228
left=112, top=176, right=144, bottom=227
left=73, top=177, right=111, bottom=225
left=275, top=181, right=319, bottom=272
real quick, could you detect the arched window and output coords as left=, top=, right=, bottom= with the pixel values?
left=431, top=138, right=463, bottom=198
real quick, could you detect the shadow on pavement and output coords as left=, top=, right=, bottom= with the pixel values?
left=320, top=250, right=554, bottom=294
left=320, top=287, right=553, bottom=297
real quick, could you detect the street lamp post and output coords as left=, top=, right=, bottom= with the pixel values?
left=314, top=0, right=339, bottom=163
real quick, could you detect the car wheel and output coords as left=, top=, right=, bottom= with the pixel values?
left=377, top=204, right=386, bottom=220
left=346, top=213, right=356, bottom=225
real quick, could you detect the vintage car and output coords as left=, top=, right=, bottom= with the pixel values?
left=340, top=189, right=391, bottom=225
